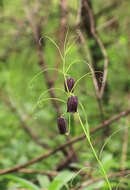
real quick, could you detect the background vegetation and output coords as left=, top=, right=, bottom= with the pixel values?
left=0, top=0, right=130, bottom=189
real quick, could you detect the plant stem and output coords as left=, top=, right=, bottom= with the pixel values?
left=77, top=112, right=112, bottom=190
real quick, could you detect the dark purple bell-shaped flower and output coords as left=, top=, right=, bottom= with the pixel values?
left=64, top=77, right=75, bottom=92
left=57, top=117, right=67, bottom=135
left=67, top=96, right=78, bottom=113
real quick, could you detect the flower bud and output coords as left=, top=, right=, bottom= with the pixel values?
left=64, top=77, right=75, bottom=92
left=57, top=117, right=67, bottom=135
left=67, top=96, right=78, bottom=113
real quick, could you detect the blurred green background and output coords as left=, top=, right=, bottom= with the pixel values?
left=0, top=0, right=130, bottom=189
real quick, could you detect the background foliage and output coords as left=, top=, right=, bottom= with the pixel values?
left=0, top=0, right=130, bottom=189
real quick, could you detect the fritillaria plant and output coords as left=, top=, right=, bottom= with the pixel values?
left=32, top=34, right=112, bottom=190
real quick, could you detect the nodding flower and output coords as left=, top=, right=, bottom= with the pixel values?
left=57, top=117, right=67, bottom=135
left=64, top=77, right=75, bottom=92
left=67, top=96, right=78, bottom=113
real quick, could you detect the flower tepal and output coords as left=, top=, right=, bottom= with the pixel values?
left=64, top=77, right=75, bottom=92
left=57, top=117, right=67, bottom=134
left=67, top=96, right=78, bottom=113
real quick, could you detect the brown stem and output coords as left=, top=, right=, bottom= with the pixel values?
left=78, top=1, right=109, bottom=138
left=18, top=169, right=58, bottom=177
left=84, top=1, right=109, bottom=98
left=56, top=148, right=78, bottom=171
left=77, top=29, right=100, bottom=98
left=77, top=29, right=106, bottom=135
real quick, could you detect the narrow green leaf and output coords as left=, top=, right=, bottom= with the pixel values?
left=37, top=175, right=50, bottom=188
left=48, top=171, right=74, bottom=190
left=0, top=175, right=40, bottom=190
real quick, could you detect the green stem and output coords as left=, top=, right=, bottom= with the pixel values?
left=79, top=101, right=90, bottom=137
left=66, top=114, right=71, bottom=136
left=77, top=112, right=112, bottom=190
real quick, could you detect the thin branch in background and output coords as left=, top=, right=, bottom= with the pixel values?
left=0, top=88, right=50, bottom=149
left=76, top=0, right=82, bottom=25
left=95, top=1, right=119, bottom=18
left=32, top=0, right=40, bottom=16
left=76, top=11, right=105, bottom=130
left=56, top=147, right=79, bottom=171
left=96, top=16, right=118, bottom=31
left=18, top=169, right=58, bottom=177
left=84, top=0, right=109, bottom=98
left=0, top=108, right=129, bottom=175
left=81, top=170, right=130, bottom=188
left=77, top=29, right=100, bottom=98
left=78, top=0, right=110, bottom=138
left=52, top=0, right=67, bottom=83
